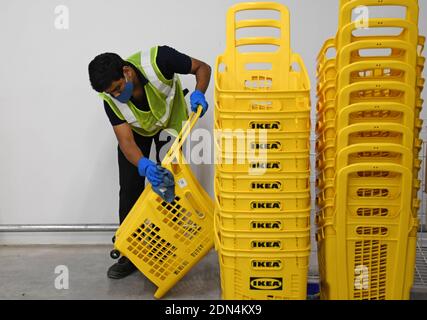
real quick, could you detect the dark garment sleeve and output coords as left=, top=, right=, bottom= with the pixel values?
left=104, top=100, right=126, bottom=126
left=155, top=45, right=192, bottom=80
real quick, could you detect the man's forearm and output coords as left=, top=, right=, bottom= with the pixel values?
left=195, top=63, right=211, bottom=94
left=118, top=140, right=144, bottom=167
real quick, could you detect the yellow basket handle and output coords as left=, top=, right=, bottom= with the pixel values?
left=225, top=2, right=290, bottom=50
left=224, top=1, right=291, bottom=70
left=339, top=0, right=419, bottom=27
left=337, top=18, right=419, bottom=50
left=336, top=143, right=412, bottom=169
left=317, top=38, right=336, bottom=63
left=290, top=53, right=311, bottom=90
left=161, top=106, right=202, bottom=165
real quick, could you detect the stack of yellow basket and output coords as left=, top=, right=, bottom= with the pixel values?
left=214, top=2, right=311, bottom=299
left=315, top=0, right=425, bottom=299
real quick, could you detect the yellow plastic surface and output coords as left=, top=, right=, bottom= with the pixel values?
left=215, top=181, right=310, bottom=212
left=215, top=145, right=311, bottom=174
left=214, top=103, right=310, bottom=133
left=215, top=171, right=310, bottom=193
left=215, top=129, right=310, bottom=155
left=216, top=208, right=311, bottom=234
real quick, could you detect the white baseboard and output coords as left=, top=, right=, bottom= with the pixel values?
left=0, top=232, right=114, bottom=245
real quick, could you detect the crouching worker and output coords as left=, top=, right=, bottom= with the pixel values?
left=88, top=45, right=211, bottom=279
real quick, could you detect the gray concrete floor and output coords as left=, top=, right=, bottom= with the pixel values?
left=0, top=245, right=425, bottom=300
left=0, top=245, right=319, bottom=300
left=0, top=245, right=221, bottom=300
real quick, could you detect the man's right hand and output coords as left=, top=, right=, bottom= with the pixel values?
left=137, top=157, right=164, bottom=186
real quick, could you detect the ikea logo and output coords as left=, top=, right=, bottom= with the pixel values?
left=251, top=221, right=281, bottom=230
left=250, top=277, right=283, bottom=290
left=251, top=241, right=281, bottom=249
left=250, top=141, right=281, bottom=150
left=250, top=161, right=281, bottom=170
left=249, top=121, right=281, bottom=130
left=251, top=201, right=281, bottom=209
left=251, top=181, right=282, bottom=190
left=251, top=260, right=282, bottom=270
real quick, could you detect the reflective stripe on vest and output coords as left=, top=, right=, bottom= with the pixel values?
left=140, top=50, right=171, bottom=96
left=110, top=98, right=141, bottom=128
left=140, top=49, right=176, bottom=127
left=109, top=96, right=160, bottom=132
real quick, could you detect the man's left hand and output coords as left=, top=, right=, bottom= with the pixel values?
left=190, top=90, right=208, bottom=117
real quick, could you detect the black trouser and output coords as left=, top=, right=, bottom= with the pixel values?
left=117, top=130, right=170, bottom=224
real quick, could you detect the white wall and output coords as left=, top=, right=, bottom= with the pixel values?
left=0, top=0, right=426, bottom=244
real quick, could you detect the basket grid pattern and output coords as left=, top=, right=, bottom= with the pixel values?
left=155, top=196, right=202, bottom=244
left=126, top=219, right=189, bottom=281
left=353, top=240, right=388, bottom=300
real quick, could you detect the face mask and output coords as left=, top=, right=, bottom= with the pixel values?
left=115, top=74, right=134, bottom=103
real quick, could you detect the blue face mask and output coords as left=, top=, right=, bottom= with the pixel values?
left=115, top=75, right=134, bottom=103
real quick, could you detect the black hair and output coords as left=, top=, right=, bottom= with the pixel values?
left=88, top=52, right=128, bottom=92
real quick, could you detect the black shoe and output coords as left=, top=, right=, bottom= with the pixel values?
left=107, top=256, right=137, bottom=279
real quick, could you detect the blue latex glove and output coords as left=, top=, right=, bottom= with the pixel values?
left=190, top=90, right=208, bottom=117
left=151, top=165, right=175, bottom=203
left=137, top=157, right=164, bottom=187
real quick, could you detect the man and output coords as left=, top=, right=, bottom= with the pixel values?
left=88, top=45, right=211, bottom=279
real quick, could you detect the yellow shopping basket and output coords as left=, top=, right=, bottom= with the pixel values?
left=216, top=208, right=311, bottom=234
left=317, top=36, right=424, bottom=90
left=111, top=107, right=214, bottom=299
left=336, top=102, right=415, bottom=128
left=318, top=163, right=418, bottom=299
left=316, top=122, right=415, bottom=161
left=215, top=53, right=311, bottom=109
left=337, top=39, right=419, bottom=71
left=338, top=61, right=417, bottom=88
left=336, top=81, right=416, bottom=109
left=214, top=103, right=310, bottom=133
left=316, top=221, right=418, bottom=300
left=215, top=181, right=311, bottom=212
left=215, top=171, right=310, bottom=193
left=316, top=102, right=417, bottom=144
left=337, top=18, right=418, bottom=49
left=215, top=129, right=310, bottom=155
left=318, top=35, right=424, bottom=83
left=215, top=215, right=310, bottom=252
left=215, top=142, right=310, bottom=174
left=214, top=212, right=310, bottom=300
left=215, top=240, right=310, bottom=300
